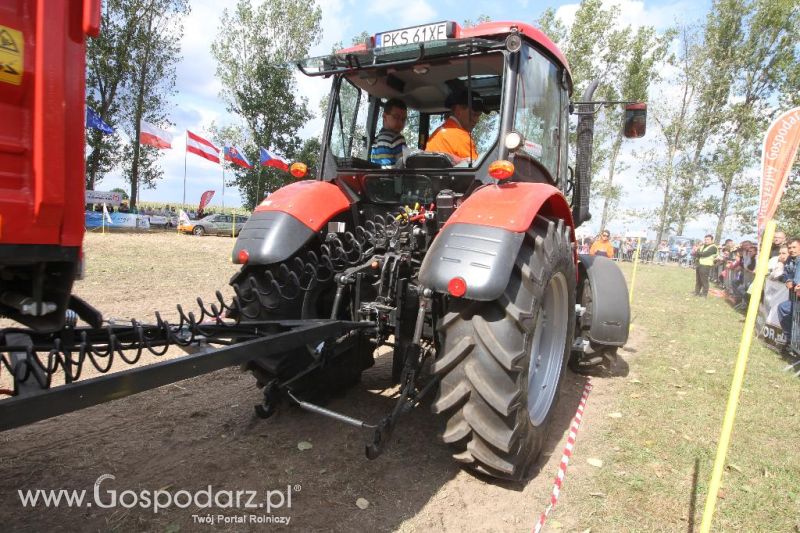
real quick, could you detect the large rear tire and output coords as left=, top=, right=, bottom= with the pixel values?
left=231, top=251, right=372, bottom=399
left=432, top=217, right=576, bottom=480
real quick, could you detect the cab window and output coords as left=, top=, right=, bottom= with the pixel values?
left=513, top=46, right=563, bottom=180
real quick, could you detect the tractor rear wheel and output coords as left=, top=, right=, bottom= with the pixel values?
left=432, top=217, right=575, bottom=480
left=231, top=252, right=372, bottom=400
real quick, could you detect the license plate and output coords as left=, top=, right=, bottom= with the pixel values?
left=375, top=22, right=451, bottom=48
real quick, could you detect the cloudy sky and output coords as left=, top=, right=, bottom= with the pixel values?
left=100, top=0, right=726, bottom=238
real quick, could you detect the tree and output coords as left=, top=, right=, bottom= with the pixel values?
left=85, top=0, right=151, bottom=190
left=537, top=0, right=667, bottom=229
left=110, top=187, right=129, bottom=200
left=596, top=26, right=671, bottom=230
left=122, top=0, right=189, bottom=209
left=211, top=0, right=322, bottom=208
left=640, top=27, right=700, bottom=245
left=700, top=0, right=800, bottom=239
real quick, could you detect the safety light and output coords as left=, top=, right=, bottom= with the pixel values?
left=290, top=162, right=308, bottom=179
left=447, top=277, right=467, bottom=298
left=488, top=160, right=515, bottom=180
left=237, top=249, right=250, bottom=264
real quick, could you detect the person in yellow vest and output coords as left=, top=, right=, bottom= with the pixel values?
left=589, top=230, right=614, bottom=257
left=694, top=234, right=719, bottom=297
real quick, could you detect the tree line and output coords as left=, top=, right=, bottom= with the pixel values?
left=86, top=0, right=799, bottom=228
left=539, top=0, right=798, bottom=242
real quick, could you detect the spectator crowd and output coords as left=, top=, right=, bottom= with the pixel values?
left=582, top=228, right=800, bottom=355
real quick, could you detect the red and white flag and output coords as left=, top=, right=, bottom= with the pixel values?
left=199, top=190, right=215, bottom=211
left=186, top=130, right=220, bottom=164
left=758, top=107, right=800, bottom=234
left=139, top=120, right=173, bottom=149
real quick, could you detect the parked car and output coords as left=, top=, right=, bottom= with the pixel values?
left=179, top=214, right=248, bottom=237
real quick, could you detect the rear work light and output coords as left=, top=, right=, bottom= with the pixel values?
left=448, top=277, right=467, bottom=298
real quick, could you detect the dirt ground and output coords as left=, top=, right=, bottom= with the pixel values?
left=0, top=232, right=637, bottom=532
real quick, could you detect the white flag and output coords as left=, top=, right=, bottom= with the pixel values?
left=102, top=203, right=113, bottom=224
left=178, top=209, right=191, bottom=226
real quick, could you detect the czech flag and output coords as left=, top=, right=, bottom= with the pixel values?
left=259, top=147, right=289, bottom=172
left=224, top=145, right=252, bottom=169
left=186, top=130, right=220, bottom=164
left=139, top=120, right=173, bottom=149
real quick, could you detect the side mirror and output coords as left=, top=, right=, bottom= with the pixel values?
left=623, top=103, right=647, bottom=138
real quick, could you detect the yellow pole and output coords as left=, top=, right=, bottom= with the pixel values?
left=102, top=204, right=105, bottom=235
left=628, top=237, right=642, bottom=305
left=699, top=220, right=776, bottom=532
left=232, top=209, right=236, bottom=238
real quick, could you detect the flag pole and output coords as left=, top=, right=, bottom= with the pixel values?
left=222, top=161, right=225, bottom=210
left=102, top=203, right=105, bottom=235
left=256, top=167, right=262, bottom=205
left=183, top=131, right=187, bottom=206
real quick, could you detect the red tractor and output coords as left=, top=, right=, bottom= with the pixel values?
left=0, top=14, right=645, bottom=481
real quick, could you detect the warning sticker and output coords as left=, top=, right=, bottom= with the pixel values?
left=0, top=25, right=24, bottom=86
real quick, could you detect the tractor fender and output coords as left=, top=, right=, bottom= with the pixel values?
left=232, top=181, right=350, bottom=265
left=577, top=254, right=630, bottom=346
left=419, top=183, right=574, bottom=301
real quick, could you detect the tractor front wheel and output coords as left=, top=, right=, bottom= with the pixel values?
left=432, top=217, right=576, bottom=480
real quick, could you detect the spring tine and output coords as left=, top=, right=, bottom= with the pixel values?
left=0, top=214, right=394, bottom=395
left=214, top=290, right=231, bottom=312
left=176, top=304, right=191, bottom=327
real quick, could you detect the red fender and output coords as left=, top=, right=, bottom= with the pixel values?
left=255, top=180, right=350, bottom=231
left=445, top=182, right=575, bottom=239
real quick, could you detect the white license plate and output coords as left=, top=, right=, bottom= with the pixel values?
left=376, top=22, right=449, bottom=48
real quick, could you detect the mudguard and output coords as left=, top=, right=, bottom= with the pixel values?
left=419, top=182, right=574, bottom=301
left=232, top=181, right=350, bottom=265
left=419, top=223, right=525, bottom=301
left=577, top=254, right=630, bottom=346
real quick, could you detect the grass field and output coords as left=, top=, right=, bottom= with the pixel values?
left=557, top=261, right=800, bottom=532
left=2, top=233, right=799, bottom=531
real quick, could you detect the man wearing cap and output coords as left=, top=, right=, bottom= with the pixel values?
left=426, top=90, right=484, bottom=161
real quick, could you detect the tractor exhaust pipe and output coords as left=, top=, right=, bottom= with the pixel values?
left=573, top=80, right=599, bottom=227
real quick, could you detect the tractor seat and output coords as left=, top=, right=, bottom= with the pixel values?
left=404, top=152, right=457, bottom=169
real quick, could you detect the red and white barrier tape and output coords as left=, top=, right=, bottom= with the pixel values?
left=533, top=379, right=593, bottom=533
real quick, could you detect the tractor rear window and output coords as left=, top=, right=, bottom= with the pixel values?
left=362, top=175, right=435, bottom=205
left=323, top=51, right=505, bottom=173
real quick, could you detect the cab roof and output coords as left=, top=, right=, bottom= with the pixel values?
left=337, top=21, right=572, bottom=87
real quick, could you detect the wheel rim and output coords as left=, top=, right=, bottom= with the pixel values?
left=527, top=272, right=569, bottom=426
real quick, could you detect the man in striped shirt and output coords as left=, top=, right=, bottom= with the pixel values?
left=370, top=99, right=408, bottom=166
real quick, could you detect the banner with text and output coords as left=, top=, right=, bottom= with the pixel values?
left=758, top=107, right=800, bottom=234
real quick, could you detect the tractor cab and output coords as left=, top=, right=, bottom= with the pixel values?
left=298, top=21, right=574, bottom=215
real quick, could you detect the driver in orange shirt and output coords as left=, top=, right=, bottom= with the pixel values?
left=426, top=90, right=485, bottom=162
left=590, top=230, right=614, bottom=258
